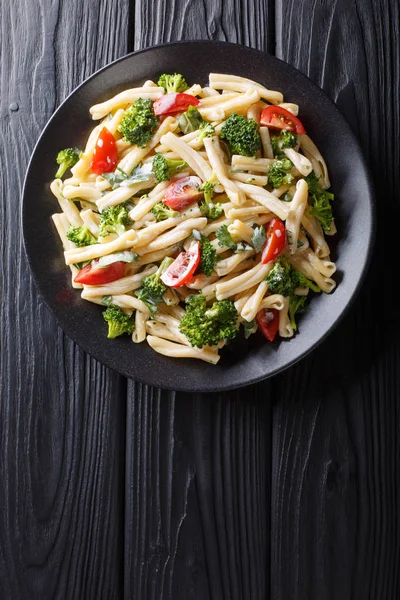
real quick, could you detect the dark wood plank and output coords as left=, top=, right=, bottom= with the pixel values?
left=0, top=1, right=130, bottom=598
left=125, top=2, right=274, bottom=598
left=271, top=0, right=400, bottom=598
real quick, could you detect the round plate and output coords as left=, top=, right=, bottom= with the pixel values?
left=22, top=41, right=375, bottom=392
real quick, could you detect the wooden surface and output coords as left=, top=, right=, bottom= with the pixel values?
left=0, top=0, right=398, bottom=599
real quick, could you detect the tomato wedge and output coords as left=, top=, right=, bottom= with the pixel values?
left=257, top=308, right=279, bottom=342
left=261, top=218, right=286, bottom=264
left=163, top=175, right=204, bottom=211
left=153, top=93, right=200, bottom=116
left=90, top=127, right=118, bottom=174
left=74, top=260, right=126, bottom=285
left=260, top=105, right=306, bottom=134
left=160, top=243, right=201, bottom=288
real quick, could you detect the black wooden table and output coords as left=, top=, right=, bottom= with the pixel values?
left=1, top=1, right=398, bottom=598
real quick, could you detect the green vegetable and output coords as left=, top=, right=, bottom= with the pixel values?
left=152, top=153, right=187, bottom=181
left=288, top=295, right=308, bottom=331
left=271, top=130, right=298, bottom=155
left=101, top=164, right=154, bottom=189
left=66, top=226, right=97, bottom=247
left=55, top=147, right=81, bottom=178
left=291, top=269, right=321, bottom=293
left=103, top=304, right=135, bottom=338
left=198, top=121, right=215, bottom=141
left=267, top=159, right=294, bottom=188
left=151, top=202, right=180, bottom=221
left=197, top=234, right=217, bottom=277
left=99, top=204, right=134, bottom=237
left=158, top=73, right=188, bottom=93
left=251, top=225, right=266, bottom=252
left=136, top=257, right=174, bottom=313
left=305, top=173, right=334, bottom=232
left=216, top=224, right=237, bottom=251
left=118, top=98, right=158, bottom=147
left=243, top=319, right=258, bottom=339
left=179, top=293, right=239, bottom=348
left=178, top=106, right=205, bottom=134
left=220, top=113, right=261, bottom=157
left=199, top=180, right=223, bottom=219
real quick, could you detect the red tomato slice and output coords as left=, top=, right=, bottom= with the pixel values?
left=153, top=93, right=200, bottom=116
left=90, top=127, right=118, bottom=174
left=261, top=218, right=286, bottom=264
left=74, top=260, right=126, bottom=285
left=163, top=175, right=204, bottom=211
left=257, top=308, right=279, bottom=342
left=160, top=243, right=201, bottom=288
left=260, top=105, right=306, bottom=134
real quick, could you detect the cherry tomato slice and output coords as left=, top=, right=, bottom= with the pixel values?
left=260, top=105, right=306, bottom=134
left=261, top=218, right=286, bottom=264
left=257, top=308, right=279, bottom=342
left=90, top=127, right=119, bottom=174
left=74, top=260, right=126, bottom=285
left=163, top=175, right=204, bottom=211
left=153, top=93, right=200, bottom=116
left=160, top=243, right=201, bottom=288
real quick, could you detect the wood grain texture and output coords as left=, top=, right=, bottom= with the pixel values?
left=272, top=0, right=400, bottom=598
left=125, top=2, right=273, bottom=598
left=0, top=0, right=129, bottom=598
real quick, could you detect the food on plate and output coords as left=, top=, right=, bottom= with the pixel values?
left=50, top=72, right=337, bottom=364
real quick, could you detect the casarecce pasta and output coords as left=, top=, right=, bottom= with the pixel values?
left=50, top=72, right=337, bottom=364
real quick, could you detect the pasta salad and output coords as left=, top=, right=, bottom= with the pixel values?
left=51, top=72, right=337, bottom=364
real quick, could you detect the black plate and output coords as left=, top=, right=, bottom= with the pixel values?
left=22, top=41, right=375, bottom=392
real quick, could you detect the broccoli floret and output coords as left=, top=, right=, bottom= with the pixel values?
left=288, top=295, right=308, bottom=331
left=291, top=269, right=321, bottom=293
left=265, top=257, right=293, bottom=296
left=178, top=106, right=205, bottom=134
left=136, top=257, right=174, bottom=312
left=152, top=153, right=187, bottom=181
left=179, top=293, right=239, bottom=348
left=118, top=98, right=158, bottom=147
left=151, top=202, right=179, bottom=221
left=198, top=235, right=217, bottom=277
left=158, top=73, right=188, bottom=93
left=268, top=159, right=294, bottom=188
left=103, top=304, right=135, bottom=338
left=198, top=121, right=215, bottom=141
left=305, top=173, right=335, bottom=232
left=270, top=130, right=298, bottom=155
left=220, top=113, right=261, bottom=157
left=99, top=204, right=133, bottom=237
left=55, top=147, right=81, bottom=178
left=199, top=180, right=223, bottom=219
left=66, top=226, right=97, bottom=247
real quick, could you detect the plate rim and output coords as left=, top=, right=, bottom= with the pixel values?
left=22, top=40, right=376, bottom=392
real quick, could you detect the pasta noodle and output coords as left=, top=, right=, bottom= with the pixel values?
left=49, top=70, right=338, bottom=363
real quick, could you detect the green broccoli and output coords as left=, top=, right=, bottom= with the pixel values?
left=198, top=121, right=215, bottom=141
left=288, top=295, right=308, bottom=331
left=158, top=73, right=188, bottom=93
left=55, top=147, right=81, bottom=178
left=152, top=153, right=187, bottom=181
left=220, top=113, right=261, bottom=157
left=103, top=304, right=135, bottom=338
left=270, top=130, right=298, bottom=155
left=291, top=269, right=321, bottom=293
left=268, top=159, right=294, bottom=188
left=118, top=98, right=158, bottom=147
left=66, top=226, right=97, bottom=247
left=199, top=180, right=223, bottom=219
left=99, top=204, right=134, bottom=237
left=151, top=202, right=179, bottom=221
left=136, top=257, right=174, bottom=312
left=178, top=105, right=205, bottom=134
left=179, top=293, right=239, bottom=348
left=305, top=173, right=335, bottom=232
left=198, top=234, right=217, bottom=277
